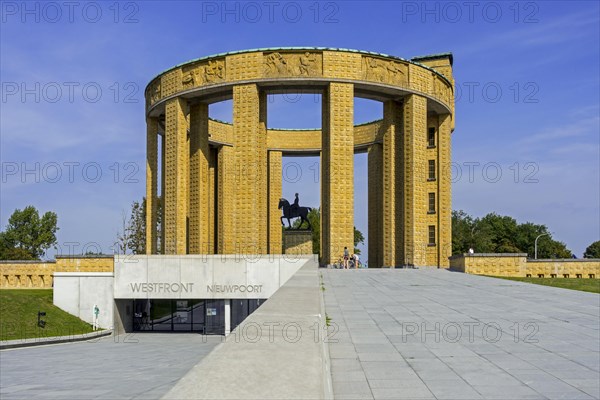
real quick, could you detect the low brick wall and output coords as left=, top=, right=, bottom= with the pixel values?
left=449, top=254, right=599, bottom=278
left=526, top=259, right=599, bottom=278
left=0, top=255, right=114, bottom=288
left=283, top=230, right=314, bottom=255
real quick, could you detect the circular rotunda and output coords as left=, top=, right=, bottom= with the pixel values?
left=144, top=47, right=455, bottom=268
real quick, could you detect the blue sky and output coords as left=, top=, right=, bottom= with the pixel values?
left=1, top=1, right=598, bottom=260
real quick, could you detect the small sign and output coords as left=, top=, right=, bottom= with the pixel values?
left=207, top=308, right=217, bottom=316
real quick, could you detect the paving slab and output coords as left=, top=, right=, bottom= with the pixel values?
left=323, top=268, right=600, bottom=400
left=0, top=333, right=221, bottom=399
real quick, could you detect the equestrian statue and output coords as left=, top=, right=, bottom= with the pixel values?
left=278, top=193, right=312, bottom=229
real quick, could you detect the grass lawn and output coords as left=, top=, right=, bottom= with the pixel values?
left=489, top=276, right=600, bottom=294
left=0, top=289, right=95, bottom=341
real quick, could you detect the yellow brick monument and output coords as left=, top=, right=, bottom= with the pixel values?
left=144, top=48, right=455, bottom=268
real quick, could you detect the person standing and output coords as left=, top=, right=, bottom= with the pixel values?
left=343, top=247, right=349, bottom=269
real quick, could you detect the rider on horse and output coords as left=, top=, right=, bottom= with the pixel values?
left=291, top=193, right=300, bottom=217
left=279, top=194, right=312, bottom=229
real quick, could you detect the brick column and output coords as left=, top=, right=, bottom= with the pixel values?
left=383, top=101, right=403, bottom=267
left=189, top=103, right=210, bottom=254
left=321, top=82, right=354, bottom=265
left=368, top=101, right=403, bottom=268
left=232, top=84, right=268, bottom=254
left=402, top=94, right=428, bottom=266
left=217, top=145, right=235, bottom=254
left=145, top=117, right=158, bottom=254
left=208, top=147, right=217, bottom=254
left=268, top=151, right=283, bottom=254
left=438, top=114, right=452, bottom=267
left=164, top=98, right=188, bottom=255
left=368, top=143, right=383, bottom=268
left=161, top=132, right=165, bottom=254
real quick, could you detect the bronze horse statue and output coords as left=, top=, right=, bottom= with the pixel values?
left=278, top=198, right=312, bottom=229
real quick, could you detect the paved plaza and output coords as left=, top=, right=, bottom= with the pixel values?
left=323, top=269, right=600, bottom=400
left=1, top=269, right=598, bottom=400
left=0, top=333, right=221, bottom=399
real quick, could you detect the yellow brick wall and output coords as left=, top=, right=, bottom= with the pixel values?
left=227, top=53, right=262, bottom=81
left=0, top=262, right=56, bottom=288
left=368, top=143, right=383, bottom=268
left=403, top=95, right=428, bottom=266
left=189, top=103, right=210, bottom=254
left=145, top=49, right=454, bottom=265
left=527, top=260, right=600, bottom=278
left=0, top=257, right=114, bottom=289
left=147, top=50, right=453, bottom=118
left=146, top=117, right=158, bottom=254
left=208, top=119, right=234, bottom=144
left=267, top=129, right=322, bottom=151
left=217, top=145, right=235, bottom=253
left=161, top=68, right=182, bottom=98
left=161, top=134, right=166, bottom=253
left=449, top=254, right=527, bottom=276
left=414, top=56, right=455, bottom=130
left=438, top=114, right=452, bottom=267
left=233, top=84, right=268, bottom=254
left=354, top=120, right=382, bottom=146
left=426, top=116, right=439, bottom=267
left=208, top=147, right=217, bottom=254
left=164, top=98, right=189, bottom=254
left=449, top=254, right=599, bottom=278
left=323, top=51, right=361, bottom=80
left=283, top=231, right=314, bottom=255
left=268, top=151, right=283, bottom=254
left=321, top=82, right=354, bottom=265
left=383, top=101, right=403, bottom=267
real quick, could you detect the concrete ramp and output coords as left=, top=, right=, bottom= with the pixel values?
left=163, top=257, right=332, bottom=400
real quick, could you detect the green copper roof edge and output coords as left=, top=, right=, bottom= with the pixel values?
left=145, top=48, right=453, bottom=93
left=208, top=117, right=383, bottom=130
left=411, top=52, right=454, bottom=65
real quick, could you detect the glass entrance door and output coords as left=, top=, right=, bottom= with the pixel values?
left=133, top=299, right=215, bottom=333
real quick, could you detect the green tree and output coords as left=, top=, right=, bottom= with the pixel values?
left=127, top=199, right=146, bottom=254
left=354, top=227, right=365, bottom=255
left=583, top=241, right=600, bottom=258
left=451, top=210, right=572, bottom=258
left=478, top=213, right=520, bottom=252
left=451, top=210, right=474, bottom=254
left=451, top=210, right=493, bottom=254
left=119, top=197, right=162, bottom=255
left=0, top=206, right=58, bottom=260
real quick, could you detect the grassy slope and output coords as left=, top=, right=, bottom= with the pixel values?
left=489, top=276, right=600, bottom=294
left=0, top=289, right=94, bottom=341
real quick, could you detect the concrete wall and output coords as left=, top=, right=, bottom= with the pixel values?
left=53, top=272, right=114, bottom=329
left=449, top=254, right=599, bottom=278
left=114, top=254, right=314, bottom=299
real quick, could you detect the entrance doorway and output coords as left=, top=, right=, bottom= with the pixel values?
left=132, top=298, right=266, bottom=334
left=133, top=299, right=224, bottom=334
